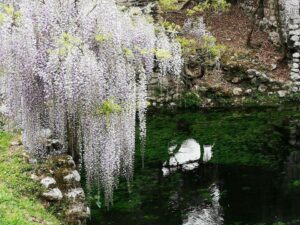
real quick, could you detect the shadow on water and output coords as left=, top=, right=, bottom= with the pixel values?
left=88, top=106, right=300, bottom=225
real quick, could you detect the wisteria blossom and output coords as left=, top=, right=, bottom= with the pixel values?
left=0, top=0, right=183, bottom=206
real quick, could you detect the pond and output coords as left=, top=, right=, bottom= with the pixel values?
left=87, top=106, right=300, bottom=225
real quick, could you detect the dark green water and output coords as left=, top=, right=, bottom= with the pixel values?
left=88, top=107, right=300, bottom=225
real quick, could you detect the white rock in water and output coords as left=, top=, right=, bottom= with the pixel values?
left=63, top=170, right=81, bottom=183
left=41, top=177, right=56, bottom=189
left=203, top=145, right=214, bottom=163
left=42, top=188, right=63, bottom=201
left=168, top=139, right=201, bottom=166
left=182, top=162, right=199, bottom=171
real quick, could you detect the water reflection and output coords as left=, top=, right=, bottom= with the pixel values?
left=183, top=184, right=223, bottom=225
left=162, top=139, right=214, bottom=176
left=89, top=108, right=300, bottom=225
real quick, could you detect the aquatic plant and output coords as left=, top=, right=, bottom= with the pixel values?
left=0, top=0, right=183, bottom=206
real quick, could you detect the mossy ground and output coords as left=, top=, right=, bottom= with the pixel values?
left=0, top=132, right=61, bottom=225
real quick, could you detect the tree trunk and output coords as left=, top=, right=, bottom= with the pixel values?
left=274, top=0, right=288, bottom=63
left=246, top=1, right=263, bottom=47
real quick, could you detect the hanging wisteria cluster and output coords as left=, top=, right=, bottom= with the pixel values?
left=0, top=0, right=183, bottom=205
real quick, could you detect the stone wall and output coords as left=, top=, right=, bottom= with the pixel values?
left=240, top=0, right=300, bottom=91
left=288, top=16, right=300, bottom=91
left=26, top=152, right=90, bottom=225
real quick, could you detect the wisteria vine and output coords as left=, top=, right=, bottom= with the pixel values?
left=0, top=0, right=183, bottom=205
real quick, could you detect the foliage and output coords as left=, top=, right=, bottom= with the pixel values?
left=160, top=20, right=181, bottom=33
left=0, top=132, right=60, bottom=225
left=96, top=99, right=122, bottom=116
left=159, top=0, right=179, bottom=11
left=187, top=0, right=231, bottom=16
left=176, top=37, right=198, bottom=55
left=0, top=0, right=183, bottom=206
left=291, top=179, right=300, bottom=187
left=199, top=35, right=227, bottom=65
left=181, top=91, right=203, bottom=108
left=154, top=48, right=172, bottom=60
left=180, top=18, right=226, bottom=65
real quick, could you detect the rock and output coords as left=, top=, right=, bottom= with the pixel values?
left=292, top=63, right=299, bottom=69
left=233, top=87, right=243, bottom=96
left=271, top=64, right=277, bottom=70
left=62, top=155, right=76, bottom=168
left=198, top=86, right=208, bottom=92
left=10, top=141, right=21, bottom=147
left=65, top=203, right=90, bottom=219
left=294, top=58, right=300, bottom=63
left=65, top=188, right=85, bottom=201
left=29, top=158, right=38, bottom=165
left=30, top=173, right=39, bottom=181
left=291, top=35, right=300, bottom=42
left=290, top=29, right=300, bottom=36
left=269, top=31, right=280, bottom=46
left=247, top=69, right=257, bottom=78
left=291, top=72, right=300, bottom=80
left=293, top=52, right=300, bottom=58
left=278, top=90, right=288, bottom=98
left=289, top=24, right=299, bottom=30
left=245, top=89, right=252, bottom=94
left=231, top=77, right=242, bottom=84
left=42, top=188, right=63, bottom=201
left=63, top=170, right=81, bottom=183
left=169, top=102, right=176, bottom=107
left=292, top=86, right=299, bottom=92
left=41, top=177, right=57, bottom=189
left=257, top=73, right=269, bottom=83
left=251, top=77, right=258, bottom=84
left=258, top=84, right=267, bottom=92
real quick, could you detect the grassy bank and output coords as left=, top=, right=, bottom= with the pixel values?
left=0, top=132, right=60, bottom=225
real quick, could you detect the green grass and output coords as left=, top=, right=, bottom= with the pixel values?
left=0, top=132, right=61, bottom=225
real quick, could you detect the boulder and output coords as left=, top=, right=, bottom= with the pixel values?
left=258, top=84, right=267, bottom=92
left=63, top=170, right=81, bottom=183
left=41, top=177, right=57, bottom=189
left=65, top=203, right=90, bottom=220
left=233, top=87, right=243, bottom=96
left=65, top=188, right=85, bottom=201
left=42, top=188, right=63, bottom=201
left=277, top=90, right=288, bottom=98
left=269, top=31, right=280, bottom=46
left=293, top=52, right=300, bottom=58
